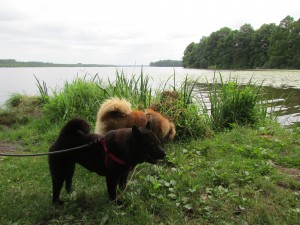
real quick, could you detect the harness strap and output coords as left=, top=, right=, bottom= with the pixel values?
left=98, top=138, right=128, bottom=168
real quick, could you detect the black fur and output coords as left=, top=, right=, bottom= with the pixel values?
left=48, top=118, right=165, bottom=205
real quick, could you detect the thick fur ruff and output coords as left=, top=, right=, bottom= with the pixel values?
left=95, top=97, right=176, bottom=141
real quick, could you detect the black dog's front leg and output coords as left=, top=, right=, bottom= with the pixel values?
left=106, top=176, right=119, bottom=202
left=51, top=176, right=65, bottom=205
left=118, top=173, right=129, bottom=190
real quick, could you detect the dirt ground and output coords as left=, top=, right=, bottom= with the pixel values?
left=0, top=141, right=16, bottom=152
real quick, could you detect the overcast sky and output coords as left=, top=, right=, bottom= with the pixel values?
left=0, top=0, right=299, bottom=65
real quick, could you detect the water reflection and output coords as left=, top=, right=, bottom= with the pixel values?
left=194, top=83, right=300, bottom=127
left=262, top=86, right=300, bottom=126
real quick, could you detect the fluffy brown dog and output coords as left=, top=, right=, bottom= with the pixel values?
left=95, top=98, right=176, bottom=141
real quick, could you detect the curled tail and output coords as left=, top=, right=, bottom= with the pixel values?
left=97, top=97, right=132, bottom=121
left=60, top=118, right=91, bottom=136
left=95, top=97, right=132, bottom=135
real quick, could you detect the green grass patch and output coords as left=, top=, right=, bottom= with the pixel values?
left=0, top=72, right=299, bottom=224
left=0, top=126, right=299, bottom=224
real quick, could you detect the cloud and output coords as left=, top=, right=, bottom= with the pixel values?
left=0, top=5, right=27, bottom=22
left=0, top=0, right=299, bottom=64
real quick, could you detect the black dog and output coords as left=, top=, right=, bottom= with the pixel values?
left=48, top=118, right=166, bottom=205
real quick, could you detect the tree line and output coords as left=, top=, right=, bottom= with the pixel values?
left=149, top=60, right=182, bottom=67
left=182, top=16, right=300, bottom=69
left=0, top=59, right=113, bottom=67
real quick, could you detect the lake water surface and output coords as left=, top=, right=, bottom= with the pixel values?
left=1, top=67, right=300, bottom=126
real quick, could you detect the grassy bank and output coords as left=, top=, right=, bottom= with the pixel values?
left=0, top=72, right=299, bottom=224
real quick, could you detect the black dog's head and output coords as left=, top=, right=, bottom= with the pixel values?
left=132, top=123, right=166, bottom=164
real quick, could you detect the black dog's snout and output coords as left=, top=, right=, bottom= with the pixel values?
left=157, top=149, right=166, bottom=159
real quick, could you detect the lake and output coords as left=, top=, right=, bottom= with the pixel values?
left=1, top=67, right=300, bottom=126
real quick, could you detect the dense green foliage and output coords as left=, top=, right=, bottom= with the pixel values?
left=43, top=78, right=105, bottom=123
left=183, top=15, right=300, bottom=69
left=1, top=71, right=269, bottom=140
left=0, top=73, right=299, bottom=224
left=149, top=60, right=182, bottom=67
left=40, top=72, right=211, bottom=141
left=43, top=71, right=154, bottom=124
left=207, top=74, right=267, bottom=131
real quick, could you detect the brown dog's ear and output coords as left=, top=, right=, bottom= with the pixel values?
left=132, top=125, right=141, bottom=138
left=145, top=121, right=151, bottom=130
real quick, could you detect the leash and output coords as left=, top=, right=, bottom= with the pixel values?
left=0, top=139, right=130, bottom=170
left=1, top=139, right=152, bottom=204
left=0, top=140, right=98, bottom=157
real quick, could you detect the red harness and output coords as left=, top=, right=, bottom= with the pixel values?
left=98, top=138, right=129, bottom=168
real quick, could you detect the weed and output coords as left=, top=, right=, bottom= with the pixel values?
left=5, top=93, right=23, bottom=108
left=207, top=73, right=268, bottom=131
left=43, top=76, right=104, bottom=123
left=0, top=95, right=43, bottom=126
left=98, top=68, right=153, bottom=109
left=34, top=75, right=49, bottom=104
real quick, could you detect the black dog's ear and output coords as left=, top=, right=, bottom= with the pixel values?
left=145, top=121, right=151, bottom=130
left=132, top=125, right=141, bottom=138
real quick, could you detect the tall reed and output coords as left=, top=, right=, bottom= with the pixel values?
left=151, top=74, right=211, bottom=140
left=43, top=76, right=104, bottom=123
left=42, top=70, right=154, bottom=123
left=207, top=73, right=267, bottom=131
left=97, top=68, right=152, bottom=109
left=40, top=70, right=268, bottom=139
left=34, top=75, right=49, bottom=103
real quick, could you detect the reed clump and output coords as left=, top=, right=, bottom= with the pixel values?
left=38, top=70, right=269, bottom=140
left=207, top=74, right=267, bottom=131
left=43, top=76, right=104, bottom=123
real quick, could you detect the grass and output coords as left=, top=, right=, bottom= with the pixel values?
left=39, top=71, right=213, bottom=140
left=0, top=71, right=299, bottom=224
left=207, top=73, right=267, bottom=131
left=0, top=94, right=43, bottom=127
left=0, top=124, right=299, bottom=224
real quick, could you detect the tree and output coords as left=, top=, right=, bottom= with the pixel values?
left=268, top=17, right=293, bottom=68
left=182, top=42, right=197, bottom=68
left=279, top=15, right=294, bottom=28
left=149, top=60, right=182, bottom=67
left=251, top=23, right=276, bottom=68
left=182, top=15, right=300, bottom=69
left=232, top=24, right=255, bottom=68
left=286, top=18, right=300, bottom=68
left=214, top=27, right=234, bottom=68
left=190, top=36, right=209, bottom=68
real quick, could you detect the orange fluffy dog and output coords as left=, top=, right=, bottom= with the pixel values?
left=95, top=97, right=176, bottom=141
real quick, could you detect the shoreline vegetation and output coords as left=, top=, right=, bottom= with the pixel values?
left=149, top=60, right=182, bottom=67
left=183, top=15, right=300, bottom=70
left=0, top=72, right=299, bottom=224
left=0, top=59, right=147, bottom=68
left=0, top=59, right=182, bottom=68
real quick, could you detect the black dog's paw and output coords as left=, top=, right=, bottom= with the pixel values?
left=53, top=200, right=64, bottom=206
left=112, top=199, right=123, bottom=206
left=66, top=186, right=73, bottom=194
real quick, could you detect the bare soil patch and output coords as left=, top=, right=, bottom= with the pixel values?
left=276, top=165, right=300, bottom=181
left=0, top=141, right=16, bottom=152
